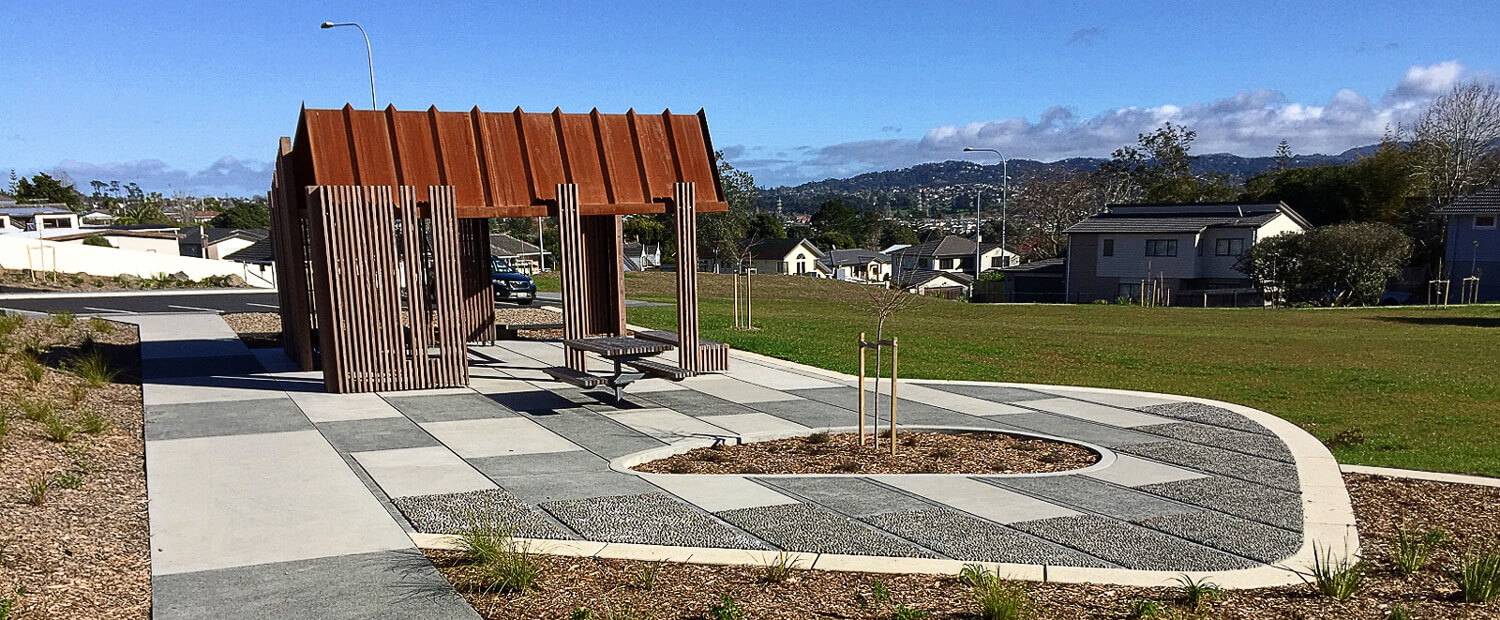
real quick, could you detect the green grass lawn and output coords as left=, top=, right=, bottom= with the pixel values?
left=536, top=272, right=1500, bottom=477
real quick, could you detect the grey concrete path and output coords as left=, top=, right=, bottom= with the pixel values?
left=120, top=314, right=478, bottom=620
left=136, top=315, right=1356, bottom=595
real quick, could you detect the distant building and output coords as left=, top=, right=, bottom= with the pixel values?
left=819, top=248, right=890, bottom=282
left=1063, top=202, right=1311, bottom=305
left=734, top=238, right=831, bottom=276
left=489, top=233, right=551, bottom=274
left=623, top=241, right=662, bottom=271
left=997, top=257, right=1067, bottom=303
left=0, top=205, right=80, bottom=235
left=894, top=268, right=972, bottom=298
left=1438, top=187, right=1500, bottom=302
left=887, top=235, right=1015, bottom=276
left=179, top=227, right=270, bottom=260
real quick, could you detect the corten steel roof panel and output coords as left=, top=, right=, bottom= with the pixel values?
left=290, top=105, right=728, bottom=217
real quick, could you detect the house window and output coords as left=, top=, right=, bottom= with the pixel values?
left=990, top=255, right=1006, bottom=268
left=1145, top=239, right=1177, bottom=257
left=1477, top=215, right=1498, bottom=229
left=1215, top=238, right=1245, bottom=256
left=41, top=217, right=69, bottom=229
left=1102, top=239, right=1114, bottom=257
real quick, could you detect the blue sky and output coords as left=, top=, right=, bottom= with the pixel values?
left=2, top=0, right=1497, bottom=195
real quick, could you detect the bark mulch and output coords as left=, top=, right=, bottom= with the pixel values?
left=632, top=431, right=1099, bottom=476
left=429, top=473, right=1500, bottom=619
left=0, top=317, right=148, bottom=620
left=222, top=312, right=281, bottom=348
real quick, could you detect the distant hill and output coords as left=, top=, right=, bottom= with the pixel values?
left=755, top=144, right=1381, bottom=214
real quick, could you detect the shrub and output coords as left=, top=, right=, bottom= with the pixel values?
left=67, top=350, right=119, bottom=387
left=81, top=234, right=114, bottom=248
left=1173, top=574, right=1222, bottom=611
left=79, top=409, right=109, bottom=434
left=708, top=595, right=743, bottom=620
left=1392, top=527, right=1446, bottom=575
left=50, top=311, right=76, bottom=329
left=26, top=475, right=47, bottom=506
left=805, top=431, right=830, bottom=444
left=760, top=551, right=803, bottom=584
left=890, top=604, right=928, bottom=620
left=1453, top=547, right=1500, bottom=603
left=87, top=317, right=114, bottom=334
left=1306, top=545, right=1365, bottom=600
left=41, top=413, right=75, bottom=442
left=973, top=578, right=1031, bottom=620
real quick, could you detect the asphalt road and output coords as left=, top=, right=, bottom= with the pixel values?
left=0, top=290, right=666, bottom=315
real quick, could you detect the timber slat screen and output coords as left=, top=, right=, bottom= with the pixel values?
left=269, top=105, right=731, bottom=393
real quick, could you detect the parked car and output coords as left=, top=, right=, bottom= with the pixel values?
left=491, top=257, right=536, bottom=305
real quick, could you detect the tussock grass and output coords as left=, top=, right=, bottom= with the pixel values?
left=79, top=409, right=109, bottom=434
left=1453, top=547, right=1500, bottom=602
left=972, top=577, right=1032, bottom=620
left=19, top=357, right=45, bottom=385
left=87, top=316, right=114, bottom=334
left=758, top=551, right=803, bottom=584
left=1392, top=527, right=1446, bottom=575
left=25, top=475, right=47, bottom=506
left=16, top=398, right=53, bottom=422
left=50, top=311, right=75, bottom=329
left=456, top=513, right=540, bottom=594
left=41, top=413, right=76, bottom=443
left=67, top=349, right=119, bottom=387
left=1173, top=574, right=1222, bottom=611
left=1305, top=544, right=1365, bottom=600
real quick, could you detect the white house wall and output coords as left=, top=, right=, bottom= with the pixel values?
left=0, top=235, right=275, bottom=287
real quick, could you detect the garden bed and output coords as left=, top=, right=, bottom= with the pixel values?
left=0, top=315, right=148, bottom=620
left=631, top=430, right=1100, bottom=476
left=429, top=473, right=1500, bottom=619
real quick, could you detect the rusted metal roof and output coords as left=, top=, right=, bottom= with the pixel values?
left=287, top=104, right=728, bottom=217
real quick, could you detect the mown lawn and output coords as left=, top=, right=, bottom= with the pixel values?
left=536, top=272, right=1500, bottom=476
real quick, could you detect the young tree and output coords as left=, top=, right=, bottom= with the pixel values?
left=862, top=283, right=922, bottom=449
left=698, top=153, right=756, bottom=268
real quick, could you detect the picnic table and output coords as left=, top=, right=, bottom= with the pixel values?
left=562, top=336, right=675, bottom=401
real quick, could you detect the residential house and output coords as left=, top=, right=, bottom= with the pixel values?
left=736, top=238, right=832, bottom=276
left=894, top=269, right=972, bottom=299
left=224, top=236, right=279, bottom=286
left=818, top=248, right=891, bottom=282
left=1438, top=186, right=1500, bottom=302
left=888, top=235, right=1016, bottom=276
left=80, top=210, right=118, bottom=225
left=489, top=233, right=551, bottom=274
left=0, top=205, right=81, bottom=235
left=997, top=257, right=1067, bottom=303
left=50, top=229, right=179, bottom=254
left=179, top=227, right=270, bottom=260
left=623, top=241, right=662, bottom=271
left=1063, top=202, right=1311, bottom=305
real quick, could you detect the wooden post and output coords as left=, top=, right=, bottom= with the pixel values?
left=746, top=268, right=753, bottom=328
left=889, top=337, right=899, bottom=456
left=733, top=269, right=740, bottom=328
left=857, top=331, right=867, bottom=446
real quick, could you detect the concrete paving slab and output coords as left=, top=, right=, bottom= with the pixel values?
left=1120, top=441, right=1300, bottom=492
left=493, top=470, right=662, bottom=504
left=481, top=386, right=582, bottom=413
left=638, top=474, right=798, bottom=512
left=621, top=377, right=690, bottom=393
left=151, top=548, right=479, bottom=620
left=1138, top=511, right=1301, bottom=564
left=681, top=375, right=803, bottom=404
left=525, top=409, right=667, bottom=459
left=352, top=446, right=498, bottom=499
left=1138, top=476, right=1303, bottom=530
left=757, top=477, right=933, bottom=517
left=318, top=417, right=442, bottom=454
left=896, top=383, right=1031, bottom=416
left=386, top=392, right=518, bottom=423
left=467, top=376, right=543, bottom=395
left=922, top=383, right=1057, bottom=403
left=1037, top=386, right=1181, bottom=408
left=874, top=475, right=1080, bottom=524
left=990, top=475, right=1201, bottom=522
left=605, top=408, right=739, bottom=443
left=1085, top=454, right=1208, bottom=488
left=391, top=489, right=573, bottom=538
left=292, top=391, right=404, bottom=423
left=145, top=354, right=267, bottom=379
left=541, top=492, right=768, bottom=549
left=634, top=389, right=760, bottom=417
left=696, top=412, right=810, bottom=437
left=1015, top=397, right=1174, bottom=428
left=145, top=397, right=310, bottom=441
left=1009, top=514, right=1256, bottom=571
left=724, top=360, right=843, bottom=390
left=421, top=417, right=582, bottom=458
left=999, top=412, right=1167, bottom=447
left=142, top=379, right=289, bottom=406
left=147, top=430, right=412, bottom=575
left=249, top=347, right=300, bottom=373
left=746, top=398, right=859, bottom=429
left=468, top=450, right=612, bottom=478
left=1137, top=401, right=1274, bottom=435
left=1137, top=422, right=1294, bottom=462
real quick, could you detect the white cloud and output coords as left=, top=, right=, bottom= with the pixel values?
left=46, top=156, right=273, bottom=197
left=738, top=61, right=1479, bottom=187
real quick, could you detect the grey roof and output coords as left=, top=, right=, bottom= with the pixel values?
left=1000, top=257, right=1066, bottom=274
left=889, top=235, right=1004, bottom=259
left=744, top=237, right=822, bottom=260
left=1439, top=186, right=1500, bottom=214
left=822, top=248, right=890, bottom=266
left=1064, top=202, right=1310, bottom=234
left=224, top=237, right=274, bottom=264
left=489, top=233, right=549, bottom=257
left=180, top=227, right=269, bottom=245
left=0, top=205, right=74, bottom=217
left=894, top=268, right=972, bottom=288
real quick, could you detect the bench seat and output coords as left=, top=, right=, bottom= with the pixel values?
left=633, top=330, right=730, bottom=372
left=623, top=358, right=694, bottom=381
left=543, top=366, right=603, bottom=388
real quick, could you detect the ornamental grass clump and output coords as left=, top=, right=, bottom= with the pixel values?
left=41, top=412, right=75, bottom=443
left=67, top=349, right=119, bottom=387
left=17, top=398, right=53, bottom=422
left=759, top=551, right=803, bottom=584
left=1306, top=544, right=1365, bottom=600
left=1392, top=526, right=1446, bottom=575
left=1453, top=547, right=1500, bottom=603
left=456, top=513, right=540, bottom=593
left=1173, top=574, right=1222, bottom=611
left=972, top=577, right=1032, bottom=620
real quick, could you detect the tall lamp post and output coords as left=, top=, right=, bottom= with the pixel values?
left=963, top=147, right=1008, bottom=269
left=320, top=21, right=377, bottom=110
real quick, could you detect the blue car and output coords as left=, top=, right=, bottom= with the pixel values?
left=491, top=258, right=536, bottom=305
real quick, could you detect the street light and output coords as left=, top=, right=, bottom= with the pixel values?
left=963, top=147, right=1008, bottom=270
left=320, top=21, right=377, bottom=110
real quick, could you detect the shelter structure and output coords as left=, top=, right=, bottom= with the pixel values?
left=269, top=104, right=728, bottom=392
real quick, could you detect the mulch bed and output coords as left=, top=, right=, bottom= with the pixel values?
left=222, top=312, right=281, bottom=348
left=632, top=431, right=1099, bottom=476
left=428, top=473, right=1500, bottom=619
left=496, top=307, right=565, bottom=339
left=0, top=316, right=148, bottom=620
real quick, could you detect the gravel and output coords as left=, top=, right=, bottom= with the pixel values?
left=1135, top=401, right=1273, bottom=436
left=540, top=493, right=770, bottom=549
left=392, top=489, right=574, bottom=539
left=1009, top=514, right=1258, bottom=571
left=865, top=508, right=1113, bottom=567
left=1136, top=511, right=1302, bottom=564
left=1138, top=476, right=1304, bottom=530
left=1118, top=440, right=1300, bottom=491
left=716, top=503, right=936, bottom=557
left=1134, top=421, right=1294, bottom=462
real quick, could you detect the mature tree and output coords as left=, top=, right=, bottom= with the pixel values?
left=698, top=153, right=757, bottom=265
left=14, top=172, right=84, bottom=210
left=1010, top=169, right=1101, bottom=260
left=879, top=221, right=920, bottom=249
left=745, top=212, right=785, bottom=239
left=1274, top=140, right=1293, bottom=171
left=1238, top=222, right=1411, bottom=306
left=809, top=199, right=866, bottom=249
left=1104, top=122, right=1242, bottom=204
left=210, top=202, right=272, bottom=229
left=1412, top=81, right=1500, bottom=205
left=1243, top=135, right=1417, bottom=226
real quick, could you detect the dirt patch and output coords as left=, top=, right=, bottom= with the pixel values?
left=0, top=316, right=148, bottom=620
left=429, top=473, right=1500, bottom=619
left=632, top=431, right=1099, bottom=476
left=222, top=312, right=281, bottom=348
